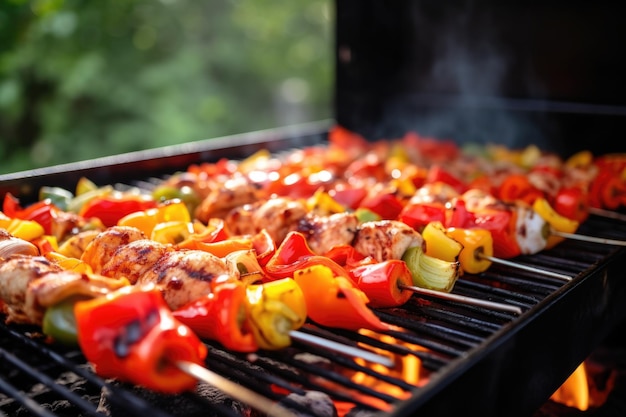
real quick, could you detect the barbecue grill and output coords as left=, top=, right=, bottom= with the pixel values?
left=2, top=1, right=626, bottom=417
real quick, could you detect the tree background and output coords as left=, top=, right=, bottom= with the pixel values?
left=0, top=0, right=333, bottom=174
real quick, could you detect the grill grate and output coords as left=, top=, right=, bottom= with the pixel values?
left=1, top=126, right=626, bottom=416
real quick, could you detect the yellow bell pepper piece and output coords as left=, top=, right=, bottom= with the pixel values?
left=306, top=189, right=346, bottom=215
left=118, top=200, right=191, bottom=236
left=46, top=252, right=94, bottom=274
left=0, top=218, right=45, bottom=242
left=390, top=177, right=417, bottom=197
left=57, top=230, right=100, bottom=259
left=238, top=148, right=271, bottom=173
left=519, top=144, right=542, bottom=169
left=565, top=150, right=593, bottom=169
left=421, top=221, right=463, bottom=262
left=150, top=221, right=194, bottom=245
left=532, top=198, right=580, bottom=249
left=245, top=278, right=307, bottom=350
left=446, top=227, right=494, bottom=275
left=75, top=177, right=99, bottom=196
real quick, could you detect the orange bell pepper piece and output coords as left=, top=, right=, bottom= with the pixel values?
left=294, top=264, right=390, bottom=332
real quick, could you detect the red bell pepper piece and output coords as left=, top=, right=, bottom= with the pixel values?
left=251, top=228, right=276, bottom=267
left=330, top=187, right=368, bottom=210
left=74, top=285, right=207, bottom=394
left=349, top=260, right=414, bottom=308
left=467, top=175, right=498, bottom=196
left=2, top=193, right=59, bottom=235
left=425, top=165, right=467, bottom=194
left=445, top=198, right=476, bottom=230
left=79, top=194, right=158, bottom=227
left=358, top=192, right=404, bottom=220
left=328, top=125, right=370, bottom=154
left=177, top=217, right=230, bottom=250
left=263, top=173, right=324, bottom=199
left=294, top=264, right=391, bottom=332
left=173, top=279, right=258, bottom=352
left=345, top=155, right=387, bottom=182
left=593, top=173, right=625, bottom=210
left=446, top=197, right=521, bottom=259
left=497, top=174, right=543, bottom=204
left=401, top=132, right=460, bottom=163
left=324, top=244, right=374, bottom=270
left=398, top=202, right=447, bottom=232
left=468, top=208, right=521, bottom=259
left=595, top=154, right=626, bottom=172
left=553, top=186, right=590, bottom=223
left=264, top=231, right=350, bottom=281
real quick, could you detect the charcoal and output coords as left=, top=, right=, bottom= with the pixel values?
left=277, top=390, right=338, bottom=417
left=96, top=380, right=252, bottom=417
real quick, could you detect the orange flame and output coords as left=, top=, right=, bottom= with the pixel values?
left=322, top=328, right=428, bottom=416
left=550, top=362, right=589, bottom=411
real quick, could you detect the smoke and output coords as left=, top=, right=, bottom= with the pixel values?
left=388, top=3, right=561, bottom=153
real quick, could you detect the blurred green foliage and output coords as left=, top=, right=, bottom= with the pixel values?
left=0, top=0, right=333, bottom=174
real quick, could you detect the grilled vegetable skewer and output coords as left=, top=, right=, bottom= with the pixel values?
left=73, top=284, right=297, bottom=417
left=1, top=227, right=394, bottom=366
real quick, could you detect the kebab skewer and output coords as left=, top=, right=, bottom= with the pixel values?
left=1, top=205, right=515, bottom=354
left=2, top=186, right=532, bottom=320
left=0, top=222, right=396, bottom=365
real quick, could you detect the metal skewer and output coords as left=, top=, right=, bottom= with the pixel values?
left=478, top=253, right=573, bottom=282
left=589, top=206, right=626, bottom=222
left=551, top=229, right=626, bottom=247
left=175, top=360, right=297, bottom=417
left=399, top=284, right=523, bottom=315
left=289, top=329, right=395, bottom=367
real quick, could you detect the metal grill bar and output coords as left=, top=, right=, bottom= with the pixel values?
left=0, top=349, right=102, bottom=417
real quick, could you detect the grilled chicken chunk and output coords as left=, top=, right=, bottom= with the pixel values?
left=297, top=211, right=359, bottom=254
left=81, top=226, right=146, bottom=274
left=0, top=254, right=127, bottom=325
left=100, top=239, right=175, bottom=284
left=136, top=249, right=236, bottom=311
left=0, top=255, right=62, bottom=324
left=195, top=176, right=261, bottom=223
left=225, top=197, right=308, bottom=245
left=88, top=231, right=235, bottom=311
left=460, top=188, right=504, bottom=211
left=353, top=220, right=424, bottom=262
left=408, top=183, right=460, bottom=205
